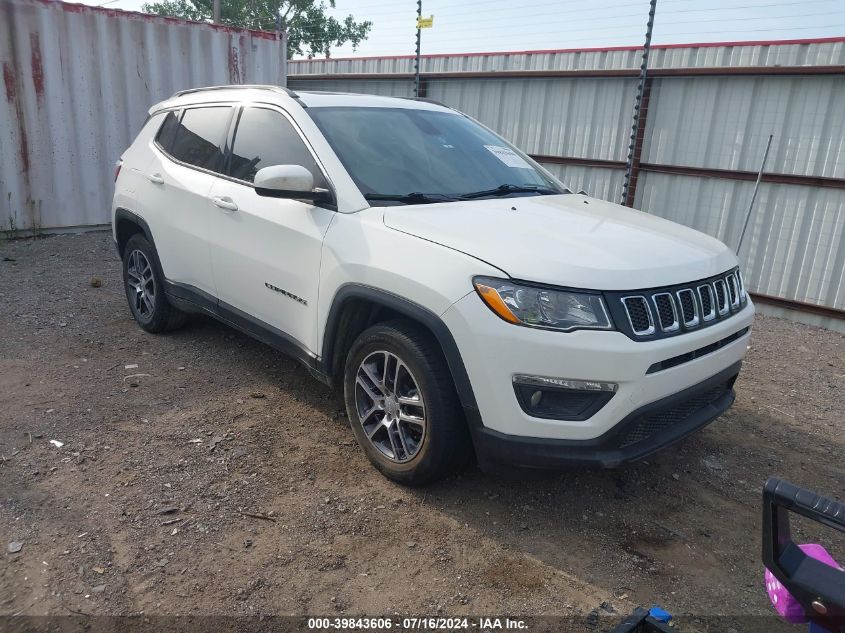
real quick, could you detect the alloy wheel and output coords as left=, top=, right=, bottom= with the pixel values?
left=126, top=249, right=156, bottom=319
left=354, top=350, right=427, bottom=463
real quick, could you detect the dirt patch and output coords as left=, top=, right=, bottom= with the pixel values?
left=1, top=232, right=843, bottom=630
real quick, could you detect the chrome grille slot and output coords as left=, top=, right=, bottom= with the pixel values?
left=652, top=293, right=679, bottom=332
left=736, top=270, right=747, bottom=300
left=621, top=296, right=655, bottom=336
left=698, top=284, right=716, bottom=321
left=726, top=273, right=740, bottom=308
left=713, top=279, right=729, bottom=315
left=676, top=288, right=699, bottom=327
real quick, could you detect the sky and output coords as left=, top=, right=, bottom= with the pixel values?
left=68, top=0, right=845, bottom=58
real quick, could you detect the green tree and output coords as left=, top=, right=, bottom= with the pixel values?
left=141, top=0, right=372, bottom=58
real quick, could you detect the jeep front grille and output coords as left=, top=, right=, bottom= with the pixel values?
left=607, top=268, right=748, bottom=340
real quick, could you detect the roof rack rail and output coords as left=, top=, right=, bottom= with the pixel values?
left=171, top=84, right=299, bottom=99
left=397, top=96, right=450, bottom=109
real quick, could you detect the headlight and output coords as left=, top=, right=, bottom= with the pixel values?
left=473, top=277, right=613, bottom=332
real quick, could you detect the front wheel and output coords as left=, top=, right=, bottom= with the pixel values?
left=343, top=320, right=471, bottom=485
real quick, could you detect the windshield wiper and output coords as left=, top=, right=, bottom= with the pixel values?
left=364, top=192, right=455, bottom=205
left=458, top=184, right=562, bottom=200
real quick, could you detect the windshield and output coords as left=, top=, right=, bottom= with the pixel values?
left=307, top=106, right=568, bottom=204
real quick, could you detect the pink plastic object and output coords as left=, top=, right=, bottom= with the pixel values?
left=765, top=544, right=842, bottom=623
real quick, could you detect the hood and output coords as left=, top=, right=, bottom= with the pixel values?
left=382, top=194, right=737, bottom=290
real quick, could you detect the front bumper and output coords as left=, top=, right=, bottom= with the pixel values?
left=470, top=360, right=740, bottom=469
left=440, top=290, right=754, bottom=467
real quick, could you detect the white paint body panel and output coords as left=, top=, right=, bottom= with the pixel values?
left=442, top=294, right=753, bottom=439
left=316, top=207, right=503, bottom=353
left=383, top=194, right=737, bottom=290
left=207, top=178, right=335, bottom=349
left=140, top=144, right=221, bottom=296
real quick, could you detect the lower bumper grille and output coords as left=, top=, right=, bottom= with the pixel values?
left=470, top=360, right=742, bottom=470
left=619, top=381, right=732, bottom=448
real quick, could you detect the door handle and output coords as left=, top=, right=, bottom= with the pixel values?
left=146, top=173, right=164, bottom=185
left=211, top=196, right=238, bottom=212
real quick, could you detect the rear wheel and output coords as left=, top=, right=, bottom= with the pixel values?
left=122, top=233, right=187, bottom=333
left=343, top=320, right=471, bottom=485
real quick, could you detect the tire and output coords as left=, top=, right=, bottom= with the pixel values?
left=343, top=320, right=471, bottom=485
left=122, top=233, right=188, bottom=333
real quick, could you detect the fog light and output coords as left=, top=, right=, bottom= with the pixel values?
left=512, top=374, right=617, bottom=421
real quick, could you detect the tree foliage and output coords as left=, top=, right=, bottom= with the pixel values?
left=141, top=0, right=372, bottom=58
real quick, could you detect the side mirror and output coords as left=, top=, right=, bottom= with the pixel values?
left=254, top=165, right=330, bottom=202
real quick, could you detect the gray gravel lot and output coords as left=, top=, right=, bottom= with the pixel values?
left=1, top=231, right=843, bottom=631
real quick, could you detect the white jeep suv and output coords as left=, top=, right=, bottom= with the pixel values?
left=112, top=85, right=754, bottom=484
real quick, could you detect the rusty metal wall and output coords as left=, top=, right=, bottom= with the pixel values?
left=287, top=40, right=845, bottom=314
left=1, top=0, right=286, bottom=232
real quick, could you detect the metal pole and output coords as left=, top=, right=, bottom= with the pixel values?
left=213, top=0, right=221, bottom=24
left=621, top=0, right=657, bottom=206
left=414, top=0, right=422, bottom=97
left=736, top=133, right=773, bottom=255
left=276, top=13, right=287, bottom=88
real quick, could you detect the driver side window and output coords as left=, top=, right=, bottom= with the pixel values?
left=227, top=107, right=326, bottom=189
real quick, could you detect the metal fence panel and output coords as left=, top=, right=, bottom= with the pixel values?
left=425, top=77, right=636, bottom=161
left=288, top=39, right=845, bottom=76
left=1, top=0, right=286, bottom=232
left=644, top=76, right=845, bottom=178
left=637, top=172, right=845, bottom=310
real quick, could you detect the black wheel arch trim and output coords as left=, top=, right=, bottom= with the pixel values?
left=114, top=208, right=156, bottom=256
left=321, top=284, right=481, bottom=419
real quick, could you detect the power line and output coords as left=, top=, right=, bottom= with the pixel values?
left=294, top=0, right=844, bottom=39
left=292, top=17, right=845, bottom=45
left=329, top=0, right=841, bottom=23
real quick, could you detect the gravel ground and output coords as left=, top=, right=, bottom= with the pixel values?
left=1, top=232, right=843, bottom=631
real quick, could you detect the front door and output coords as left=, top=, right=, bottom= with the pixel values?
left=207, top=105, right=335, bottom=354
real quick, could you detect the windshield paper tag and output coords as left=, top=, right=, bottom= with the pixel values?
left=484, top=145, right=532, bottom=169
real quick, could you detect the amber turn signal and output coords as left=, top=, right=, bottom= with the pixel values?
left=474, top=281, right=520, bottom=324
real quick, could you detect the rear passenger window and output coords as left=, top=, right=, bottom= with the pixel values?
left=228, top=107, right=325, bottom=187
left=168, top=107, right=232, bottom=173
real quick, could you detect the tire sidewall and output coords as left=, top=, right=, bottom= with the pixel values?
left=122, top=234, right=169, bottom=332
left=344, top=327, right=449, bottom=481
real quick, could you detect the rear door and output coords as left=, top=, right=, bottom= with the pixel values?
left=141, top=105, right=234, bottom=300
left=206, top=105, right=335, bottom=353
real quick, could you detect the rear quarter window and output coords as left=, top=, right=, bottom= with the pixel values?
left=155, top=111, right=180, bottom=152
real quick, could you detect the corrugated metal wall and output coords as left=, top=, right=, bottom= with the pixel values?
left=638, top=74, right=845, bottom=312
left=288, top=38, right=845, bottom=74
left=0, top=0, right=286, bottom=232
left=288, top=40, right=845, bottom=313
